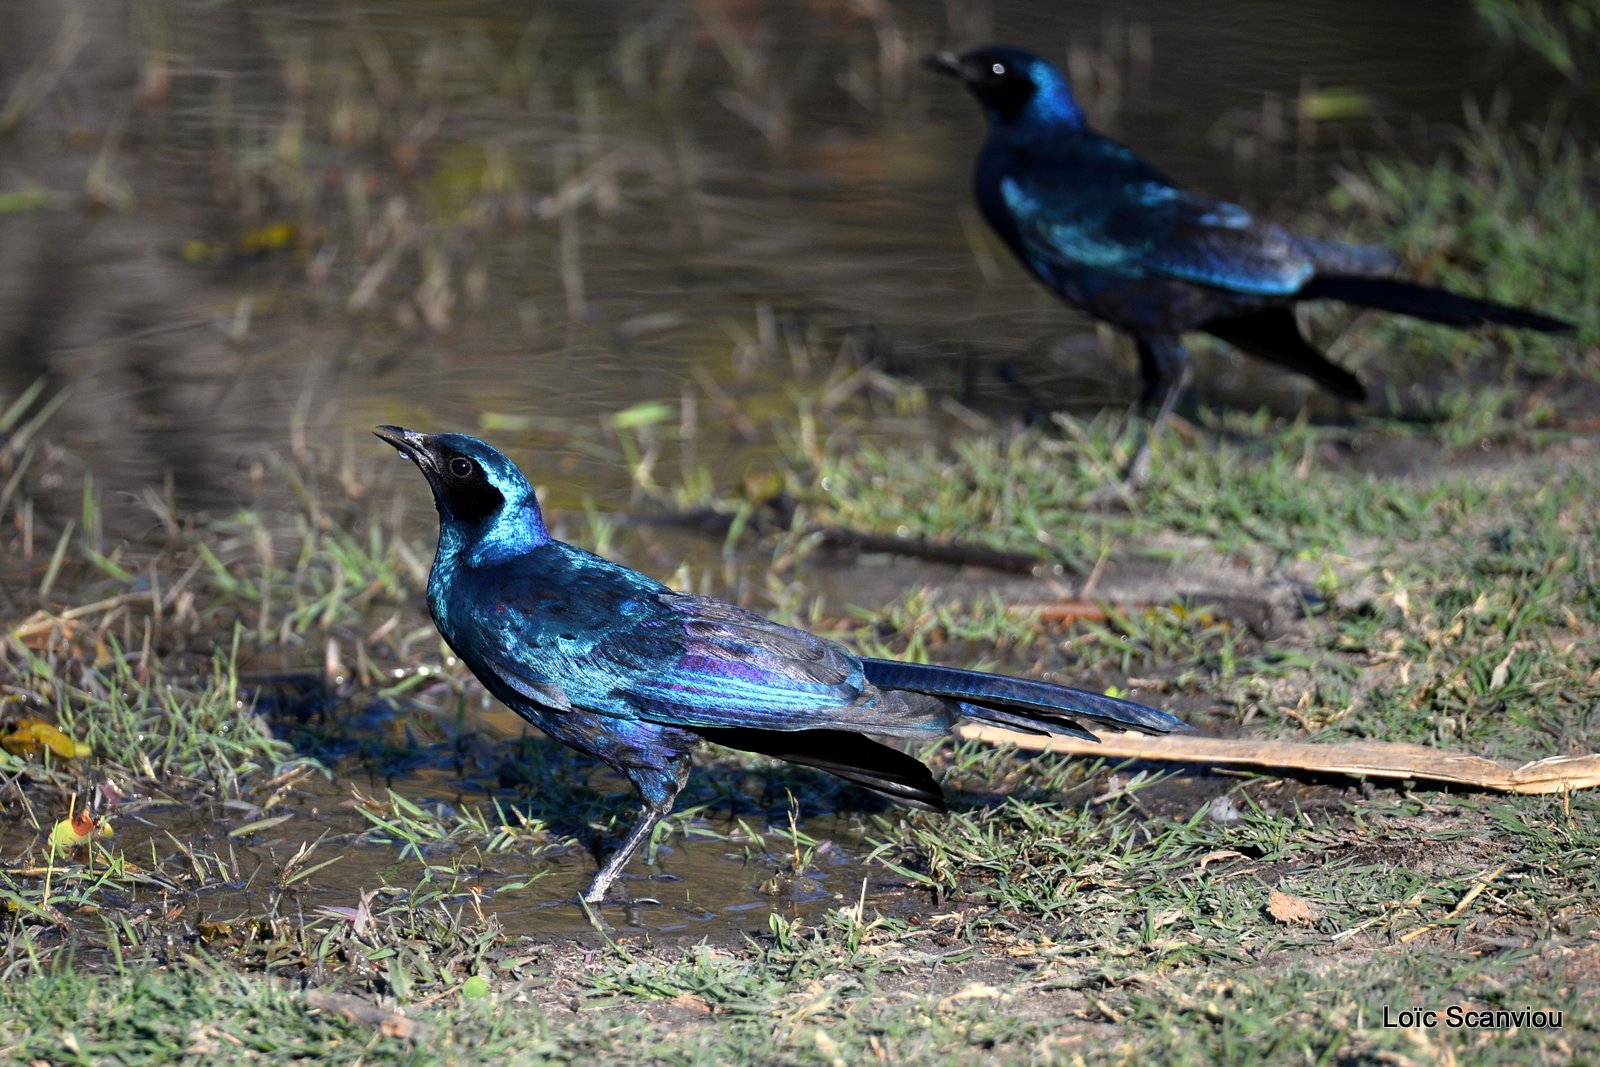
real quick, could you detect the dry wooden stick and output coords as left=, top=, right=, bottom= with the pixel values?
left=956, top=727, right=1600, bottom=795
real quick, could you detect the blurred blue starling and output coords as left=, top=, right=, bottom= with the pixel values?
left=926, top=46, right=1571, bottom=484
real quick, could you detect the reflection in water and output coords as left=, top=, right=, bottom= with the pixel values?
left=231, top=668, right=915, bottom=938
left=0, top=0, right=1577, bottom=524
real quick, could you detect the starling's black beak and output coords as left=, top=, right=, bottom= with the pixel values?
left=374, top=425, right=438, bottom=474
left=921, top=51, right=966, bottom=80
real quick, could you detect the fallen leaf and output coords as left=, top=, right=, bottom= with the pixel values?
left=1267, top=889, right=1317, bottom=925
left=937, top=983, right=1008, bottom=1010
left=667, top=993, right=711, bottom=1014
left=305, top=990, right=428, bottom=1041
left=1489, top=650, right=1515, bottom=691
left=1, top=718, right=92, bottom=760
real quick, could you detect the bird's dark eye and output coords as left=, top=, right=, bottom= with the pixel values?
left=448, top=456, right=475, bottom=479
left=991, top=62, right=1006, bottom=75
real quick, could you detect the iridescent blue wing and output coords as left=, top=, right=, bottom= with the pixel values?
left=1004, top=166, right=1315, bottom=296
left=455, top=545, right=946, bottom=735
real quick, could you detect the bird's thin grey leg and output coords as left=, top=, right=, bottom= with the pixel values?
left=1122, top=337, right=1192, bottom=489
left=581, top=802, right=669, bottom=903
left=581, top=758, right=690, bottom=905
left=1109, top=337, right=1166, bottom=442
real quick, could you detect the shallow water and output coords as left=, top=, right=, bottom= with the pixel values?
left=0, top=0, right=1578, bottom=515
left=86, top=757, right=900, bottom=941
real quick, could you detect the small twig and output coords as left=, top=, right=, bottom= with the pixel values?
left=1398, top=863, right=1510, bottom=944
left=630, top=507, right=1052, bottom=574
left=810, top=526, right=1047, bottom=574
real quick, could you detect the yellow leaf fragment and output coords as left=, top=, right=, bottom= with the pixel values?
left=0, top=718, right=92, bottom=760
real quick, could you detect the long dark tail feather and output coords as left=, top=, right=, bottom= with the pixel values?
left=700, top=726, right=948, bottom=812
left=1203, top=307, right=1367, bottom=402
left=859, top=659, right=1187, bottom=738
left=954, top=703, right=1101, bottom=742
left=1301, top=274, right=1573, bottom=333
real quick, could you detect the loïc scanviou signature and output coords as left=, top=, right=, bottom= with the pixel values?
left=1383, top=1005, right=1563, bottom=1030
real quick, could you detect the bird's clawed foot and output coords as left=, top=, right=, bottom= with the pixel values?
left=580, top=888, right=663, bottom=908
left=578, top=888, right=665, bottom=933
left=1119, top=431, right=1160, bottom=492
left=1079, top=425, right=1156, bottom=507
left=1085, top=355, right=1193, bottom=503
left=1084, top=409, right=1204, bottom=505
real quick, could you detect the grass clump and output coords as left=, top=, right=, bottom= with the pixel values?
left=1329, top=123, right=1599, bottom=385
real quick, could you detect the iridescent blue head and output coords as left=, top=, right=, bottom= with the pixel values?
left=375, top=426, right=550, bottom=559
left=923, top=46, right=1086, bottom=133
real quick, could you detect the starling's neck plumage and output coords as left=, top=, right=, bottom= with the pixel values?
left=440, top=498, right=550, bottom=569
left=997, top=62, right=1084, bottom=137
